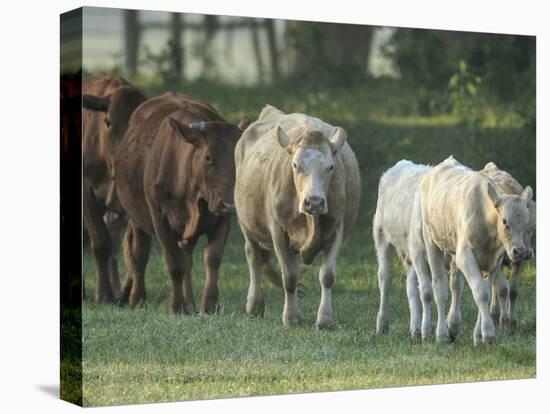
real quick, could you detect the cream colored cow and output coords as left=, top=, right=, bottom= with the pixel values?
left=419, top=156, right=532, bottom=345
left=234, top=105, right=361, bottom=328
left=446, top=162, right=536, bottom=335
left=373, top=160, right=432, bottom=338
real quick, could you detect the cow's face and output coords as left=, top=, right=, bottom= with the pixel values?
left=488, top=182, right=533, bottom=263
left=276, top=127, right=347, bottom=216
left=169, top=118, right=248, bottom=216
left=83, top=86, right=147, bottom=213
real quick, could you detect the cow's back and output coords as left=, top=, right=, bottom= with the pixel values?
left=374, top=160, right=430, bottom=257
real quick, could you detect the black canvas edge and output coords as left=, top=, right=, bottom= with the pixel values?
left=60, top=6, right=83, bottom=407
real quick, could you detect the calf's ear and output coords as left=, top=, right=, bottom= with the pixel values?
left=328, top=127, right=347, bottom=155
left=275, top=126, right=294, bottom=154
left=521, top=186, right=533, bottom=203
left=487, top=181, right=501, bottom=209
left=169, top=117, right=202, bottom=147
left=83, top=94, right=111, bottom=112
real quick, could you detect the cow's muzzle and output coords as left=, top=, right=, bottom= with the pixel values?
left=301, top=196, right=327, bottom=216
left=510, top=246, right=528, bottom=263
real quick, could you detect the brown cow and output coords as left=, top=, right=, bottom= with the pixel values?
left=82, top=74, right=147, bottom=303
left=114, top=91, right=248, bottom=314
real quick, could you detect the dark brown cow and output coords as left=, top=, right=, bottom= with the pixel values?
left=82, top=74, right=147, bottom=303
left=114, top=91, right=248, bottom=314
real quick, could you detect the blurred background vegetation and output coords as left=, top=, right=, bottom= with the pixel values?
left=83, top=7, right=536, bottom=232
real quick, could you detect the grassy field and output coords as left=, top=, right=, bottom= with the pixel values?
left=82, top=79, right=536, bottom=406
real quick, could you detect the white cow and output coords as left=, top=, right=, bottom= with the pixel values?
left=446, top=162, right=536, bottom=334
left=234, top=105, right=361, bottom=327
left=372, top=160, right=432, bottom=338
left=419, top=156, right=532, bottom=345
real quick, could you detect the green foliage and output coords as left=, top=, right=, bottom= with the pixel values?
left=140, top=40, right=183, bottom=84
left=448, top=59, right=484, bottom=126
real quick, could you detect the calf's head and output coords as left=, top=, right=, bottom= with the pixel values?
left=169, top=118, right=245, bottom=215
left=276, top=126, right=346, bottom=216
left=488, top=182, right=533, bottom=263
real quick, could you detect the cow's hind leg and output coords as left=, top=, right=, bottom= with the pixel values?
left=244, top=234, right=265, bottom=317
left=493, top=269, right=511, bottom=332
left=447, top=260, right=464, bottom=341
left=271, top=225, right=303, bottom=326
left=122, top=221, right=151, bottom=308
left=201, top=218, right=230, bottom=314
left=316, top=222, right=344, bottom=329
left=406, top=265, right=421, bottom=338
left=374, top=229, right=393, bottom=335
left=424, top=228, right=449, bottom=343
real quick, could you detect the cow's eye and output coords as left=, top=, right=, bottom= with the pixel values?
left=502, top=218, right=507, bottom=226
left=292, top=162, right=298, bottom=170
left=205, top=155, right=213, bottom=165
left=327, top=165, right=334, bottom=173
left=104, top=118, right=111, bottom=129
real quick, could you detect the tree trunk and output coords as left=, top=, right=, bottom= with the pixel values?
left=125, top=10, right=140, bottom=76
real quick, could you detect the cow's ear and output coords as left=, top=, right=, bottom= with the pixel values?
left=483, top=161, right=498, bottom=171
left=521, top=186, right=533, bottom=203
left=238, top=116, right=251, bottom=131
left=83, top=94, right=111, bottom=112
left=487, top=182, right=501, bottom=209
left=169, top=117, right=202, bottom=147
left=328, top=127, right=347, bottom=155
left=275, top=126, right=294, bottom=154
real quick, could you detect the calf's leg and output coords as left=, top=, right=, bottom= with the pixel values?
left=447, top=260, right=464, bottom=341
left=122, top=221, right=151, bottom=308
left=411, top=250, right=434, bottom=339
left=424, top=235, right=449, bottom=343
left=494, top=269, right=511, bottom=332
left=509, top=261, right=524, bottom=331
left=406, top=265, right=422, bottom=338
left=456, top=246, right=495, bottom=345
left=201, top=218, right=230, bottom=314
left=374, top=231, right=393, bottom=334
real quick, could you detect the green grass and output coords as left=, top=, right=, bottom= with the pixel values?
left=82, top=79, right=536, bottom=406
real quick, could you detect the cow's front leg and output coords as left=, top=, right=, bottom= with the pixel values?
left=149, top=206, right=197, bottom=314
left=271, top=225, right=303, bottom=326
left=490, top=276, right=501, bottom=324
left=316, top=222, right=343, bottom=329
left=509, top=261, right=524, bottom=331
left=201, top=218, right=230, bottom=314
left=456, top=246, right=495, bottom=345
left=243, top=234, right=265, bottom=317
left=447, top=260, right=464, bottom=341
left=84, top=185, right=115, bottom=303
left=493, top=269, right=512, bottom=332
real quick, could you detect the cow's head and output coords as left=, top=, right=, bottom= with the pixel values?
left=276, top=126, right=346, bottom=216
left=488, top=181, right=534, bottom=263
left=83, top=86, right=147, bottom=143
left=169, top=117, right=249, bottom=216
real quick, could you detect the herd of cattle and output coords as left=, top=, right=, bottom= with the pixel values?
left=82, top=74, right=535, bottom=345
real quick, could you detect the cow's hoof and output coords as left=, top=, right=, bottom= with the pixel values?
left=482, top=335, right=496, bottom=345
left=376, top=319, right=389, bottom=335
left=201, top=297, right=219, bottom=315
left=447, top=322, right=460, bottom=341
left=283, top=313, right=304, bottom=327
left=316, top=319, right=337, bottom=331
left=436, top=334, right=449, bottom=343
left=246, top=298, right=265, bottom=317
left=410, top=328, right=421, bottom=339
